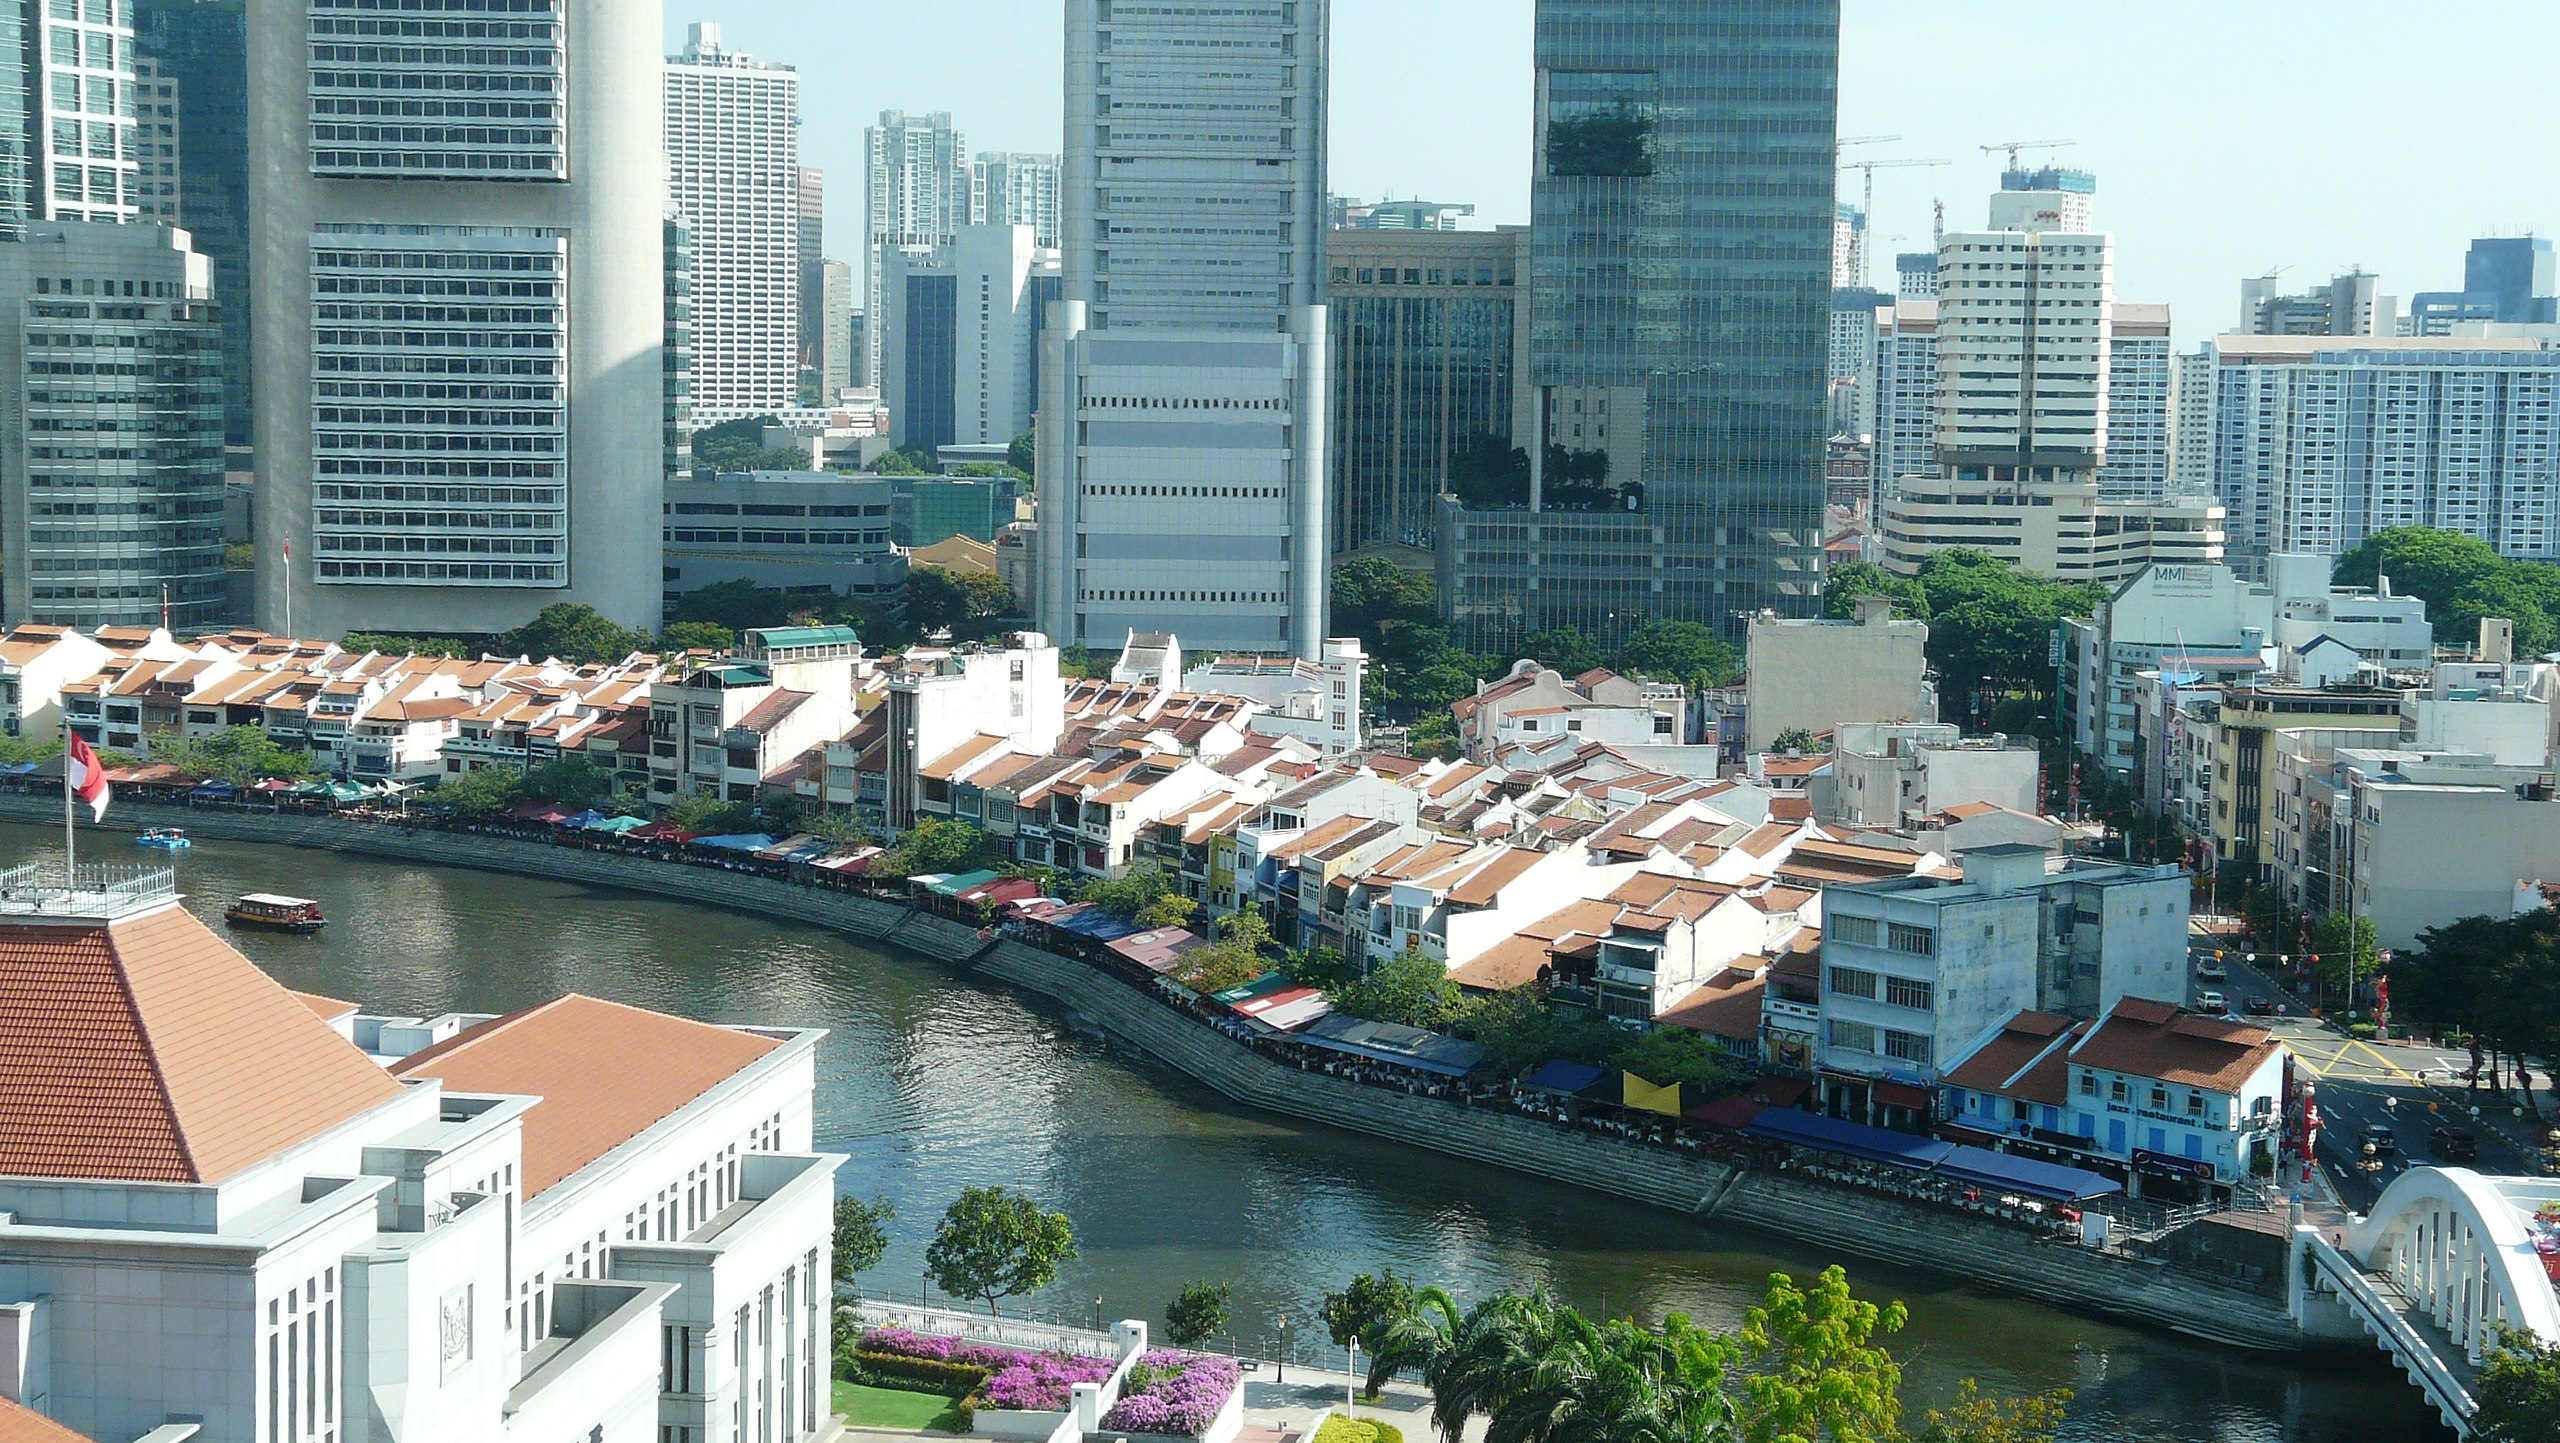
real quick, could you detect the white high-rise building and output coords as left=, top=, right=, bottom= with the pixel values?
left=1039, top=0, right=1331, bottom=659
left=971, top=151, right=1061, bottom=247
left=666, top=22, right=801, bottom=418
left=2099, top=303, right=2173, bottom=502
left=1871, top=297, right=1938, bottom=492
left=866, top=110, right=970, bottom=394
left=879, top=223, right=1058, bottom=452
left=1986, top=166, right=2095, bottom=235
left=1934, top=226, right=2113, bottom=478
left=2172, top=345, right=2215, bottom=494
left=1833, top=202, right=1866, bottom=288
left=31, top=0, right=136, bottom=227
left=249, top=0, right=667, bottom=635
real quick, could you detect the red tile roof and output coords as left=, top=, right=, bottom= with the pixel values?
left=394, top=994, right=784, bottom=1195
left=0, top=1398, right=91, bottom=1443
left=2067, top=998, right=2282, bottom=1094
left=0, top=906, right=403, bottom=1183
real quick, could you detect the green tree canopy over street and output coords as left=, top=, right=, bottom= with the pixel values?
left=141, top=726, right=318, bottom=787
left=2332, top=526, right=2560, bottom=657
left=1823, top=553, right=2108, bottom=733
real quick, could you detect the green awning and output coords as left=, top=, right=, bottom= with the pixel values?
left=924, top=868, right=1003, bottom=897
left=585, top=814, right=650, bottom=833
left=1209, top=972, right=1293, bottom=1006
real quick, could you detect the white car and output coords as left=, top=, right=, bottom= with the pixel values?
left=2197, top=989, right=2227, bottom=1012
left=2195, top=961, right=2229, bottom=984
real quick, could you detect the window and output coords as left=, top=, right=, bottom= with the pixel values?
left=2109, top=1078, right=2128, bottom=1102
left=1884, top=976, right=1933, bottom=1011
left=2186, top=1091, right=2206, bottom=1117
left=1831, top=914, right=1879, bottom=946
left=1826, top=965, right=1878, bottom=1000
left=1887, top=922, right=1935, bottom=956
left=2150, top=1084, right=2168, bottom=1109
left=2078, top=1072, right=2095, bottom=1096
left=1882, top=1030, right=1932, bottom=1064
left=1827, top=1019, right=1877, bottom=1053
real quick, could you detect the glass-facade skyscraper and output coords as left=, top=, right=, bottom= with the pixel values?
left=1440, top=0, right=1839, bottom=645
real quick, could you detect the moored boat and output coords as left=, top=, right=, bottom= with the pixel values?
left=135, top=827, right=191, bottom=850
left=224, top=893, right=326, bottom=933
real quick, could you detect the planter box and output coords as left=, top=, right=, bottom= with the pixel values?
left=1095, top=1381, right=1244, bottom=1443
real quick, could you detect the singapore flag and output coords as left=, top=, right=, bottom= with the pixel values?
left=65, top=733, right=109, bottom=821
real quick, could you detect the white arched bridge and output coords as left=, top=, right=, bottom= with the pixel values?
left=2291, top=1166, right=2560, bottom=1435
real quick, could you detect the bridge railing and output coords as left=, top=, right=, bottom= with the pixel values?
left=837, top=1295, right=1121, bottom=1356
left=2298, top=1226, right=2475, bottom=1432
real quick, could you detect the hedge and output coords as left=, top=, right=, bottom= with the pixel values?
left=844, top=1347, right=993, bottom=1397
left=1315, top=1417, right=1404, bottom=1443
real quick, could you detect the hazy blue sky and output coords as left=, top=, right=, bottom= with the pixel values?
left=673, top=2, right=2560, bottom=336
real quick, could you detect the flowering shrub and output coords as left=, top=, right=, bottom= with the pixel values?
left=1100, top=1351, right=1241, bottom=1436
left=856, top=1328, right=1113, bottom=1411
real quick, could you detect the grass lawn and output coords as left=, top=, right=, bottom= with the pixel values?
left=832, top=1380, right=967, bottom=1433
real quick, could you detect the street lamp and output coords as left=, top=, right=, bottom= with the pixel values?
left=1093, top=1297, right=1103, bottom=1332
left=1275, top=1313, right=1288, bottom=1385
left=1347, top=1340, right=1360, bottom=1414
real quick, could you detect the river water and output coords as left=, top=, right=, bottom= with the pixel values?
left=22, top=825, right=2441, bottom=1441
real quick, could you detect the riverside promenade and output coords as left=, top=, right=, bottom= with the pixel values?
left=8, top=794, right=2315, bottom=1352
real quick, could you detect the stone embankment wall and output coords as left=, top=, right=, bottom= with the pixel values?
left=19, top=799, right=2307, bottom=1350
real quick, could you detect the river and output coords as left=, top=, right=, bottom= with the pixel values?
left=23, top=824, right=2443, bottom=1441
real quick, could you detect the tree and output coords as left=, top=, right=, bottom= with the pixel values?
left=668, top=788, right=756, bottom=835
left=832, top=1195, right=894, bottom=1288
left=1171, top=903, right=1277, bottom=994
left=1007, top=431, right=1037, bottom=480
left=1134, top=892, right=1198, bottom=931
left=1518, top=626, right=1605, bottom=680
left=1730, top=1266, right=1906, bottom=1443
left=672, top=578, right=807, bottom=634
left=2308, top=912, right=2381, bottom=1000
left=2333, top=527, right=2560, bottom=657
left=1620, top=619, right=1742, bottom=693
left=875, top=817, right=997, bottom=880
left=1824, top=551, right=2104, bottom=733
left=1321, top=1269, right=1418, bottom=1349
left=2474, top=1326, right=2560, bottom=1443
left=1163, top=1280, right=1232, bottom=1349
left=1332, top=950, right=1470, bottom=1032
left=1364, top=1285, right=1461, bottom=1395
left=1447, top=433, right=1530, bottom=510
left=923, top=1186, right=1077, bottom=1316
left=872, top=443, right=939, bottom=476
left=1079, top=862, right=1184, bottom=922
left=1613, top=1027, right=1744, bottom=1096
left=1913, top=1380, right=2073, bottom=1443
left=690, top=414, right=782, bottom=471
left=1456, top=989, right=1628, bottom=1080
left=657, top=621, right=737, bottom=653
left=144, top=726, right=319, bottom=787
left=344, top=632, right=472, bottom=659
left=906, top=567, right=1014, bottom=638
left=500, top=603, right=645, bottom=665
left=432, top=766, right=523, bottom=819
left=1284, top=944, right=1361, bottom=992
left=1769, top=727, right=1825, bottom=755
left=518, top=755, right=615, bottom=807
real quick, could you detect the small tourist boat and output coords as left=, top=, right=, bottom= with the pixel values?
left=224, top=893, right=326, bottom=934
left=135, top=827, right=191, bottom=850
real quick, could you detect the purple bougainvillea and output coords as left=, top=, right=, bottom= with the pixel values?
left=857, top=1326, right=1113, bottom=1410
left=1100, top=1351, right=1242, bottom=1436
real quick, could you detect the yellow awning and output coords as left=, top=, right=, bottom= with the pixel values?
left=1622, top=1070, right=1682, bottom=1116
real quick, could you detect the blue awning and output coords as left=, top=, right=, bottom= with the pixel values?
left=1521, top=1059, right=1607, bottom=1096
left=1299, top=1015, right=1485, bottom=1077
left=1049, top=908, right=1141, bottom=942
left=1934, top=1144, right=2121, bottom=1202
left=190, top=780, right=237, bottom=797
left=692, top=832, right=778, bottom=852
left=0, top=762, right=36, bottom=777
left=1742, top=1108, right=1956, bottom=1170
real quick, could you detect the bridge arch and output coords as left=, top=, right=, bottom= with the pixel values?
left=2347, top=1166, right=2560, bottom=1360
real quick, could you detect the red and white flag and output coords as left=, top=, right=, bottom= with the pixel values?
left=65, top=734, right=109, bottom=821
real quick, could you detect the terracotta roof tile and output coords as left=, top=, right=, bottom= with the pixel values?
left=1444, top=847, right=1544, bottom=906
left=2065, top=999, right=2280, bottom=1094
left=394, top=994, right=783, bottom=1195
left=0, top=1397, right=91, bottom=1443
left=0, top=906, right=403, bottom=1184
left=1656, top=971, right=1766, bottom=1040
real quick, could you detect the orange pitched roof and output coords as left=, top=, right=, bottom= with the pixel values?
left=0, top=1398, right=92, bottom=1443
left=0, top=905, right=404, bottom=1184
left=1444, top=847, right=1544, bottom=906
left=292, top=988, right=359, bottom=1023
left=394, top=994, right=784, bottom=1195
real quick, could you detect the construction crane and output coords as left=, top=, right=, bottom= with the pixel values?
left=1837, top=157, right=1949, bottom=286
left=1837, top=134, right=1901, bottom=151
left=1979, top=138, right=2078, bottom=171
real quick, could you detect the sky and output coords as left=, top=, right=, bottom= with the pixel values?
left=673, top=2, right=2560, bottom=338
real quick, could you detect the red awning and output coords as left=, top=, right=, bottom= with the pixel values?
left=629, top=821, right=697, bottom=841
left=1745, top=1075, right=1812, bottom=1108
left=1685, top=1096, right=1766, bottom=1130
left=1873, top=1081, right=1933, bottom=1112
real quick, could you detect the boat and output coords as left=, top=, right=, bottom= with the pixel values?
left=224, top=893, right=326, bottom=934
left=134, top=827, right=191, bottom=850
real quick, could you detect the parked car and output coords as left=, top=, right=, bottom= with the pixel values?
left=2429, top=1125, right=2479, bottom=1162
left=2243, top=996, right=2277, bottom=1016
left=2359, top=1122, right=2398, bottom=1155
left=2197, top=990, right=2227, bottom=1012
left=2196, top=960, right=2229, bottom=984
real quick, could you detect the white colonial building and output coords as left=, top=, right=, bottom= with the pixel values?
left=0, top=865, right=836, bottom=1443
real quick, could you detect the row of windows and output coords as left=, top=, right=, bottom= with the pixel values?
left=317, top=558, right=564, bottom=583
left=1084, top=589, right=1279, bottom=604
left=313, top=534, right=562, bottom=556
left=667, top=528, right=889, bottom=546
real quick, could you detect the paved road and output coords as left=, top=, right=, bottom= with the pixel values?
left=2186, top=930, right=2545, bottom=1213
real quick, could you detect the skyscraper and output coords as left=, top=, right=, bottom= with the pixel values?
left=866, top=110, right=969, bottom=397
left=30, top=0, right=136, bottom=226
left=135, top=0, right=251, bottom=448
left=1038, top=0, right=1332, bottom=658
left=819, top=257, right=855, bottom=399
left=1439, top=0, right=1840, bottom=645
left=797, top=165, right=826, bottom=400
left=665, top=23, right=800, bottom=418
left=0, top=222, right=225, bottom=627
left=970, top=151, right=1060, bottom=247
left=248, top=0, right=666, bottom=634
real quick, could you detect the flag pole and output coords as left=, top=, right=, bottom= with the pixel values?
left=61, top=712, right=73, bottom=877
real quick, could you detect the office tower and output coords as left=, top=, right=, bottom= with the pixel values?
left=882, top=225, right=1059, bottom=455
left=0, top=222, right=224, bottom=627
left=2410, top=237, right=2560, bottom=334
left=1827, top=286, right=1887, bottom=437
left=1326, top=227, right=1529, bottom=556
left=1896, top=251, right=1939, bottom=298
left=131, top=57, right=176, bottom=221
left=866, top=110, right=970, bottom=392
left=1935, top=226, right=2112, bottom=476
left=667, top=215, right=694, bottom=480
left=1987, top=165, right=2094, bottom=234
left=0, top=7, right=22, bottom=231
left=248, top=0, right=666, bottom=634
left=819, top=258, right=854, bottom=398
left=1833, top=202, right=1866, bottom=287
left=970, top=150, right=1060, bottom=246
left=665, top=23, right=800, bottom=418
left=1040, top=0, right=1331, bottom=658
left=31, top=0, right=136, bottom=226
left=797, top=165, right=825, bottom=400
left=135, top=0, right=251, bottom=448
left=2171, top=346, right=2214, bottom=494
left=1870, top=297, right=1937, bottom=490
left=2241, top=269, right=2396, bottom=336
left=2099, top=303, right=2172, bottom=502
left=1440, top=0, right=1838, bottom=646
left=849, top=307, right=869, bottom=388
left=2208, top=336, right=2560, bottom=567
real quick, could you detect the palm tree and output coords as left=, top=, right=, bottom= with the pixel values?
left=1479, top=1312, right=1736, bottom=1443
left=1364, top=1284, right=1461, bottom=1396
left=1423, top=1291, right=1562, bottom=1443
